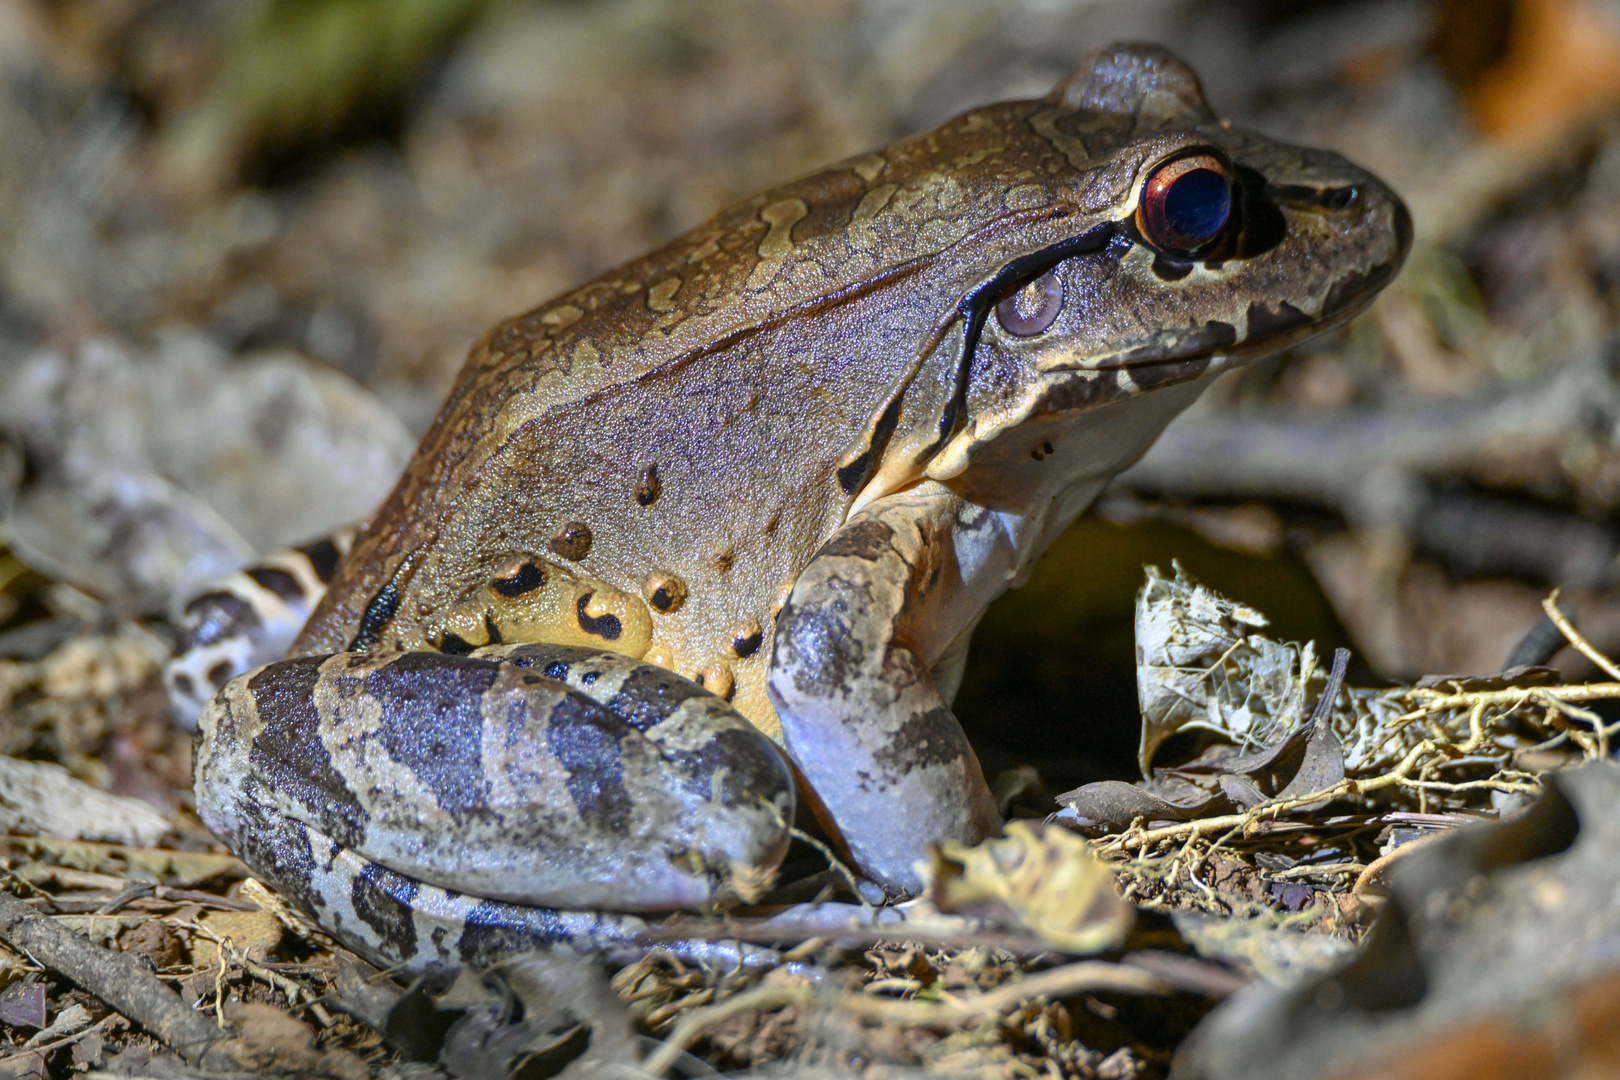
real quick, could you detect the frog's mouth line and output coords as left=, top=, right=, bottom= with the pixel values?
left=1046, top=255, right=1399, bottom=379
left=1029, top=257, right=1400, bottom=416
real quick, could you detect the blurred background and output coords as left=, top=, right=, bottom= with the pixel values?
left=4, top=0, right=1620, bottom=800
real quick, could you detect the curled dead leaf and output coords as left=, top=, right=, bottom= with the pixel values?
left=189, top=908, right=284, bottom=967
left=931, top=821, right=1132, bottom=954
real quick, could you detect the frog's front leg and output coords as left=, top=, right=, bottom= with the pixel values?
left=195, top=644, right=794, bottom=971
left=769, top=482, right=1005, bottom=896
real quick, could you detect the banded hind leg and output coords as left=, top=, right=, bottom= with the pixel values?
left=164, top=530, right=354, bottom=727
left=193, top=643, right=794, bottom=972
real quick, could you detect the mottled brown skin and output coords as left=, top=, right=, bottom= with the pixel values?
left=191, top=43, right=1408, bottom=952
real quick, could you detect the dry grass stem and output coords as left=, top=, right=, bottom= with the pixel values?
left=640, top=961, right=1166, bottom=1076
left=1543, top=591, right=1620, bottom=682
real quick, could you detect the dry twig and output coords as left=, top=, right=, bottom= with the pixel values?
left=640, top=961, right=1166, bottom=1076
left=0, top=888, right=239, bottom=1068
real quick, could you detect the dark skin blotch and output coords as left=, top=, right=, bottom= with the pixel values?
left=350, top=862, right=419, bottom=963
left=350, top=575, right=403, bottom=652
left=820, top=519, right=894, bottom=561
left=1245, top=300, right=1311, bottom=338
left=492, top=562, right=545, bottom=597
left=246, top=566, right=304, bottom=601
left=295, top=538, right=343, bottom=583
left=360, top=653, right=498, bottom=819
left=177, top=592, right=256, bottom=651
left=775, top=602, right=865, bottom=702
left=244, top=658, right=366, bottom=849
left=439, top=633, right=476, bottom=656
left=871, top=706, right=973, bottom=777
left=575, top=593, right=622, bottom=640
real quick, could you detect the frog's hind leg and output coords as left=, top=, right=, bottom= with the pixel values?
left=194, top=646, right=794, bottom=970
left=164, top=529, right=356, bottom=728
left=224, top=810, right=769, bottom=971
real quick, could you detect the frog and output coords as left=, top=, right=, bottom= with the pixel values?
left=186, top=43, right=1409, bottom=973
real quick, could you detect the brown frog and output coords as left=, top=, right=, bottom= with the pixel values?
left=184, top=44, right=1409, bottom=972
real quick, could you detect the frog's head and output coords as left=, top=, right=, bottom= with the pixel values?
left=911, top=43, right=1410, bottom=491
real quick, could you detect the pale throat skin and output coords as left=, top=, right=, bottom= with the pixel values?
left=191, top=43, right=1409, bottom=969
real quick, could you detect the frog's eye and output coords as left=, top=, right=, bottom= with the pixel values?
left=1136, top=153, right=1233, bottom=255
left=995, top=268, right=1063, bottom=336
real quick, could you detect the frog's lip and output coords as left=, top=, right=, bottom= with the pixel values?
left=1043, top=254, right=1401, bottom=379
left=1026, top=257, right=1401, bottom=415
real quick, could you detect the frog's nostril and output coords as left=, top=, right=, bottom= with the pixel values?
left=1321, top=186, right=1359, bottom=211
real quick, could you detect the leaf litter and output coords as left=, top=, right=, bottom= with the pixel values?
left=0, top=545, right=1617, bottom=1078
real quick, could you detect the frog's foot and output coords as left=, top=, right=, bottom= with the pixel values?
left=164, top=531, right=355, bottom=728
left=194, top=645, right=794, bottom=971
left=224, top=813, right=770, bottom=972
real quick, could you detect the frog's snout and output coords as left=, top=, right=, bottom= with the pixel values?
left=1299, top=166, right=1412, bottom=329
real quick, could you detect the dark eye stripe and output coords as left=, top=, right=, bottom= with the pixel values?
left=930, top=220, right=1118, bottom=453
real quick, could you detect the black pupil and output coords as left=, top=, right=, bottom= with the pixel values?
left=1163, top=168, right=1231, bottom=243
